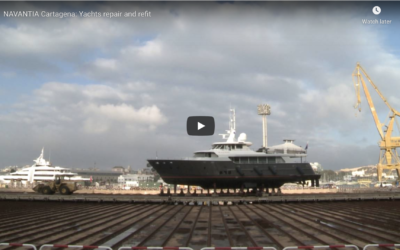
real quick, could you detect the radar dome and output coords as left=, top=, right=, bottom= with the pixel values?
left=238, top=133, right=247, bottom=142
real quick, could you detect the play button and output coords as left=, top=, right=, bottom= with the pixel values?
left=198, top=122, right=205, bottom=130
left=187, top=116, right=215, bottom=136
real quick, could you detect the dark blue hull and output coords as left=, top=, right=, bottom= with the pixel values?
left=148, top=159, right=320, bottom=189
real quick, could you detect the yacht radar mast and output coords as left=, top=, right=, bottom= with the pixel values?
left=219, top=109, right=236, bottom=142
left=33, top=148, right=51, bottom=166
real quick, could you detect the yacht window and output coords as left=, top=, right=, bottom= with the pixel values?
left=232, top=157, right=239, bottom=163
left=224, top=145, right=229, bottom=150
left=258, top=157, right=267, bottom=163
left=276, top=157, right=285, bottom=163
left=237, top=145, right=243, bottom=149
left=249, top=157, right=257, bottom=164
left=240, top=157, right=249, bottom=164
left=268, top=157, right=276, bottom=163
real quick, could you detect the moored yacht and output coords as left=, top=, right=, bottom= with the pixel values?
left=148, top=109, right=320, bottom=190
left=1, top=148, right=89, bottom=185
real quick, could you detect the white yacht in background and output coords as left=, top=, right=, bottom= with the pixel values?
left=1, top=148, right=88, bottom=185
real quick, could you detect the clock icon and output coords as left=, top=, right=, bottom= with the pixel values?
left=373, top=6, right=381, bottom=15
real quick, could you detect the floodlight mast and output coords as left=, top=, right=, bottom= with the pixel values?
left=352, top=63, right=400, bottom=182
left=258, top=104, right=271, bottom=148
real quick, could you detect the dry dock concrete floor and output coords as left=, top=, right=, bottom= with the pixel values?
left=0, top=200, right=399, bottom=250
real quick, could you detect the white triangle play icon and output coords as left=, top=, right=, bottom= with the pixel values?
left=198, top=122, right=205, bottom=130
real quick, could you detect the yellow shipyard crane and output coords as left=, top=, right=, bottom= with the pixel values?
left=352, top=63, right=400, bottom=182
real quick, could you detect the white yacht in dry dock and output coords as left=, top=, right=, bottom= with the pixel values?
left=1, top=148, right=89, bottom=186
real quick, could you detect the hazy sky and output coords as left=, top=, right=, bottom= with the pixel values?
left=1, top=2, right=400, bottom=171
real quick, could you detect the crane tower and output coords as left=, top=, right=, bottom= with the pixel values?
left=352, top=63, right=400, bottom=182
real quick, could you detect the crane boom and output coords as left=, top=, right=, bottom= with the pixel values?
left=352, top=63, right=400, bottom=183
left=355, top=64, right=400, bottom=116
left=353, top=65, right=384, bottom=139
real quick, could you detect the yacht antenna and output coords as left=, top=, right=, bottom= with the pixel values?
left=231, top=108, right=236, bottom=131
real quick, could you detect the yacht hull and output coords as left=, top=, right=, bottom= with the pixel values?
left=148, top=159, right=320, bottom=189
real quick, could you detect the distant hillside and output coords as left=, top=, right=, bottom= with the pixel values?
left=337, top=165, right=396, bottom=175
left=338, top=165, right=376, bottom=173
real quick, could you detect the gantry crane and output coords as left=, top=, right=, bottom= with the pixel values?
left=352, top=63, right=400, bottom=182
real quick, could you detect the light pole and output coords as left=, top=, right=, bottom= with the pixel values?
left=257, top=104, right=271, bottom=148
